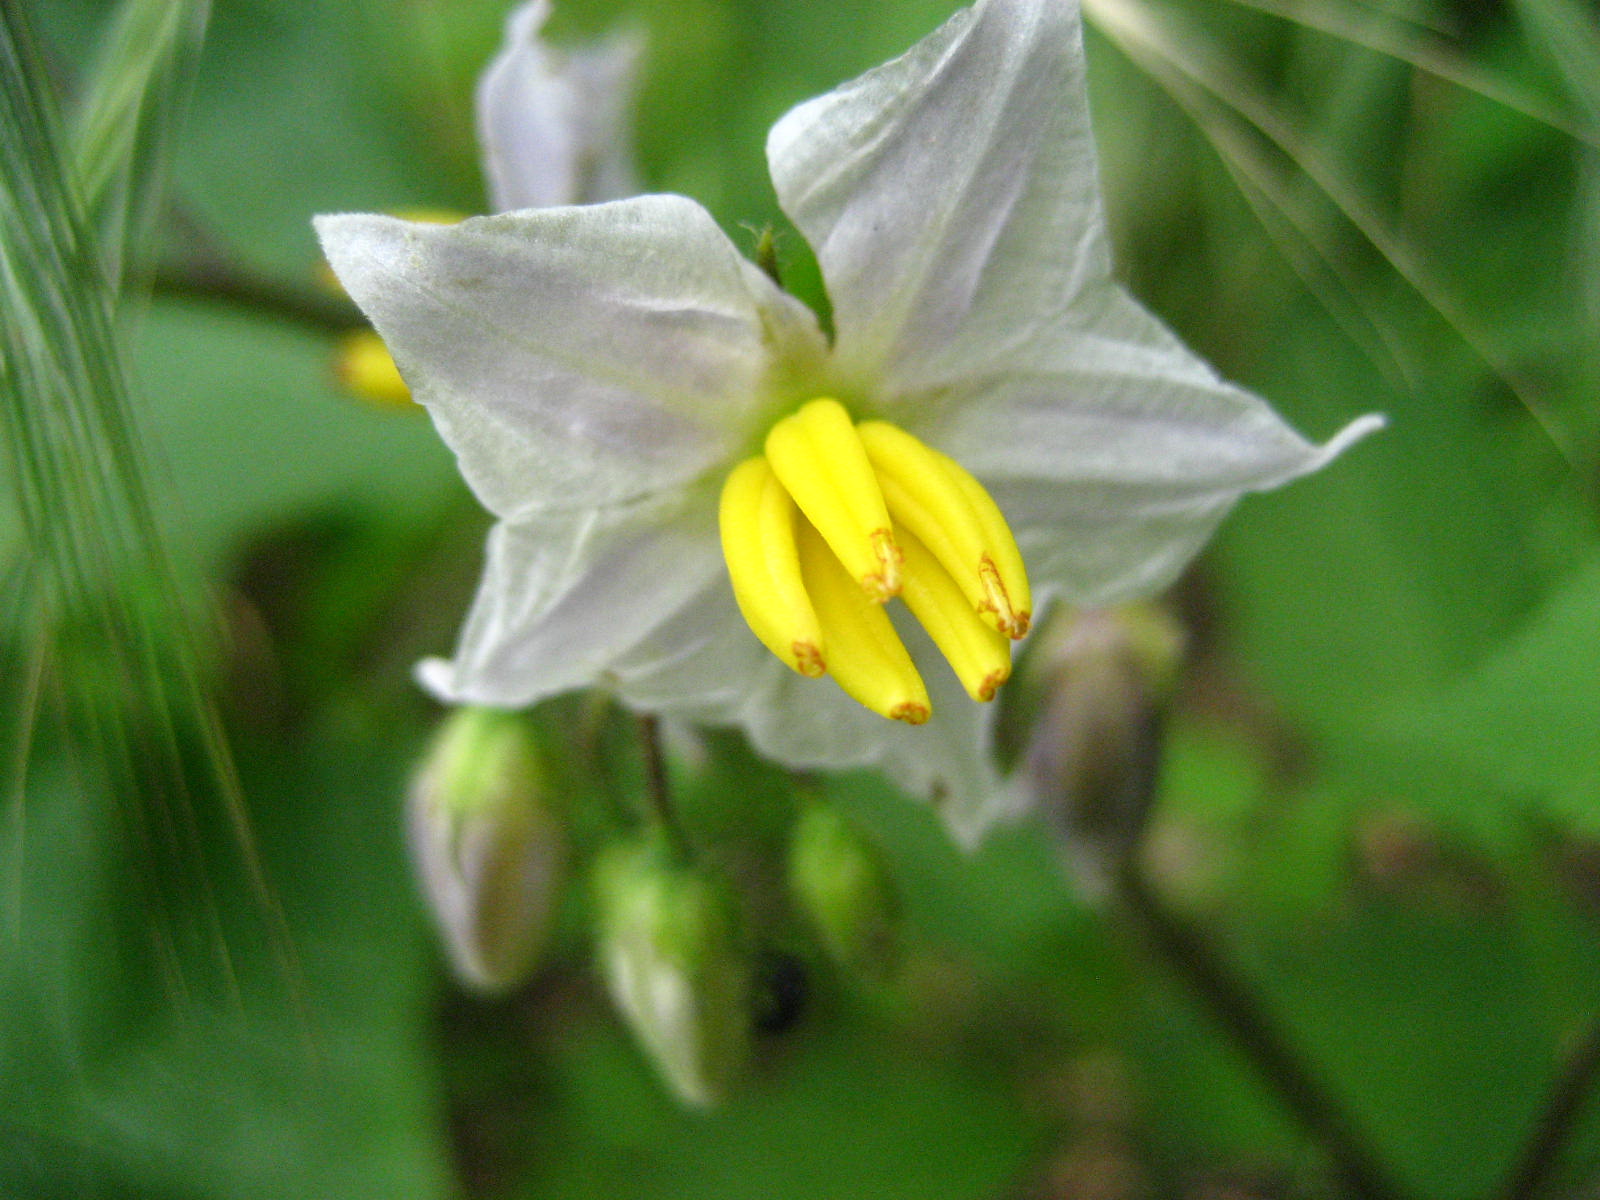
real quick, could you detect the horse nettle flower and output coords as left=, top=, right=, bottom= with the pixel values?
left=592, top=837, right=753, bottom=1108
left=317, top=0, right=1379, bottom=844
left=407, top=706, right=568, bottom=991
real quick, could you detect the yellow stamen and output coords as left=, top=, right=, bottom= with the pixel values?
left=764, top=399, right=902, bottom=602
left=796, top=520, right=929, bottom=724
left=857, top=421, right=1030, bottom=638
left=718, top=401, right=1033, bottom=723
left=719, top=457, right=825, bottom=677
left=895, top=526, right=1012, bottom=702
left=950, top=463, right=1032, bottom=638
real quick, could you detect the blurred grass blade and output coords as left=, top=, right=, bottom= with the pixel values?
left=68, top=0, right=208, bottom=291
left=1513, top=0, right=1600, bottom=120
left=1514, top=0, right=1600, bottom=327
left=0, top=3, right=294, bottom=1014
left=1085, top=0, right=1578, bottom=470
left=1117, top=40, right=1420, bottom=394
left=1221, top=0, right=1599, bottom=148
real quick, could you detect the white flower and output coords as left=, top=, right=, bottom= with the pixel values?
left=475, top=0, right=643, bottom=210
left=317, top=0, right=1379, bottom=843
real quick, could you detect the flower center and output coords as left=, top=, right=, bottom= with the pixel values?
left=718, top=398, right=1031, bottom=724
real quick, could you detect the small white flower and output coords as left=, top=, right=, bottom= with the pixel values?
left=475, top=0, right=643, bottom=210
left=318, top=0, right=1378, bottom=843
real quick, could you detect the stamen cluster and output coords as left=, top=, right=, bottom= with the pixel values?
left=719, top=399, right=1032, bottom=723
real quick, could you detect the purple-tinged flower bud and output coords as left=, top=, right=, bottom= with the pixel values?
left=592, top=837, right=752, bottom=1107
left=787, top=802, right=900, bottom=978
left=407, top=706, right=567, bottom=992
left=1003, top=603, right=1185, bottom=898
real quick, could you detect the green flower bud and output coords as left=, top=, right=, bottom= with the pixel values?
left=787, top=802, right=900, bottom=978
left=407, top=706, right=567, bottom=992
left=1001, top=603, right=1185, bottom=897
left=592, top=838, right=752, bottom=1108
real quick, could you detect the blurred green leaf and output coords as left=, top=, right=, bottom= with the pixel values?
left=135, top=301, right=459, bottom=572
left=1377, top=550, right=1600, bottom=830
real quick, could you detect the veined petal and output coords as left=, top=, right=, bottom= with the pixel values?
left=917, top=284, right=1383, bottom=605
left=475, top=0, right=644, bottom=211
left=316, top=198, right=825, bottom=519
left=768, top=0, right=1107, bottom=391
left=418, top=490, right=735, bottom=708
left=739, top=614, right=1024, bottom=846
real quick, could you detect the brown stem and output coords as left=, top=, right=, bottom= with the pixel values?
left=1114, top=854, right=1412, bottom=1200
left=636, top=714, right=689, bottom=859
left=151, top=255, right=358, bottom=334
left=1495, top=1017, right=1600, bottom=1200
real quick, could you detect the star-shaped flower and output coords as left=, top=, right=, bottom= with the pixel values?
left=317, top=0, right=1378, bottom=842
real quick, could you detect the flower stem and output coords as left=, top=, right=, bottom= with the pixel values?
left=1112, top=853, right=1411, bottom=1200
left=1494, top=1015, right=1600, bottom=1200
left=636, top=714, right=690, bottom=859
left=152, top=253, right=358, bottom=333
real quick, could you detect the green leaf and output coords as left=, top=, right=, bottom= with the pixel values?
left=1378, top=549, right=1600, bottom=830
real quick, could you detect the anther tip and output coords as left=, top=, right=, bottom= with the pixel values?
left=1007, top=611, right=1031, bottom=639
left=793, top=642, right=826, bottom=678
left=889, top=702, right=931, bottom=725
left=976, top=669, right=1009, bottom=703
left=865, top=529, right=903, bottom=601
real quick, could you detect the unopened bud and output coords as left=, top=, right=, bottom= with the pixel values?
left=1001, top=603, right=1185, bottom=898
left=407, top=706, right=567, bottom=992
left=592, top=837, right=752, bottom=1107
left=787, top=802, right=899, bottom=978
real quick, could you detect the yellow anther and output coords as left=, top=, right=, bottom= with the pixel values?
left=950, top=464, right=1032, bottom=638
left=334, top=329, right=416, bottom=409
left=765, top=399, right=902, bottom=603
left=719, top=457, right=826, bottom=677
left=896, top=526, right=1012, bottom=702
left=796, top=520, right=929, bottom=724
left=857, top=421, right=1031, bottom=639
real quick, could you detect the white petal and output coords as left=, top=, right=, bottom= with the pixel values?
left=475, top=0, right=644, bottom=211
left=736, top=614, right=1026, bottom=847
left=911, top=284, right=1384, bottom=605
left=605, top=581, right=777, bottom=722
left=316, top=199, right=825, bottom=519
left=422, top=492, right=1026, bottom=843
left=418, top=488, right=747, bottom=708
left=768, top=0, right=1107, bottom=390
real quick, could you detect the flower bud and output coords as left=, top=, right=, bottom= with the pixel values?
left=407, top=706, right=567, bottom=992
left=1001, top=603, right=1185, bottom=898
left=787, top=801, right=900, bottom=978
left=592, top=838, right=752, bottom=1107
